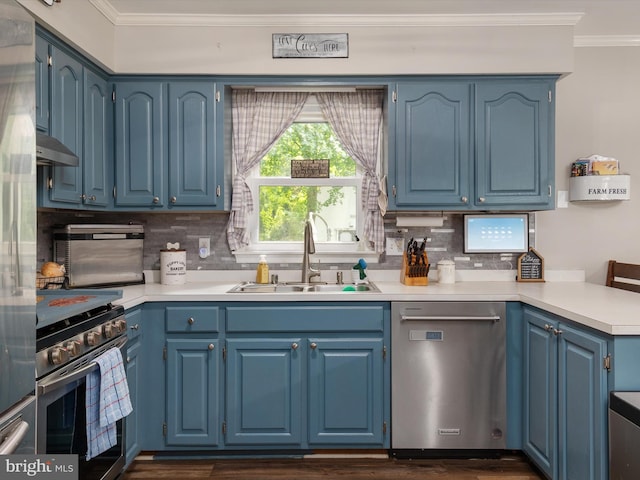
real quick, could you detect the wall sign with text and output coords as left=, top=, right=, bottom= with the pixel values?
left=291, top=159, right=330, bottom=178
left=273, top=33, right=349, bottom=58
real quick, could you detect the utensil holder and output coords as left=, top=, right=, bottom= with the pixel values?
left=401, top=252, right=429, bottom=286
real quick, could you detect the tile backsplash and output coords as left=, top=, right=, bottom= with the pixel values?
left=37, top=210, right=534, bottom=273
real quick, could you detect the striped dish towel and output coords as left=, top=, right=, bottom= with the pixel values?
left=86, top=347, right=133, bottom=460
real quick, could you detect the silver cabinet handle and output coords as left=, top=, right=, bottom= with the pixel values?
left=130, top=324, right=139, bottom=331
left=291, top=342, right=299, bottom=350
left=208, top=344, right=215, bottom=351
left=188, top=317, right=195, bottom=325
left=544, top=324, right=553, bottom=331
left=89, top=195, right=96, bottom=201
left=152, top=196, right=160, bottom=204
left=553, top=328, right=563, bottom=336
left=461, top=196, right=468, bottom=203
left=478, top=197, right=486, bottom=203
left=170, top=196, right=177, bottom=203
left=310, top=342, right=317, bottom=350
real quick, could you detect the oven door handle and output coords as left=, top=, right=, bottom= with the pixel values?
left=37, top=336, right=128, bottom=396
left=0, top=418, right=29, bottom=455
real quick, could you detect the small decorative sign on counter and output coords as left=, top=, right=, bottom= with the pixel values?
left=517, top=247, right=545, bottom=282
left=273, top=33, right=349, bottom=58
left=291, top=159, right=330, bottom=178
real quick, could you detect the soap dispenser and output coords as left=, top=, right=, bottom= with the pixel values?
left=256, top=255, right=269, bottom=284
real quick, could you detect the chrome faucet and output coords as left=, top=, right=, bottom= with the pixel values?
left=302, top=213, right=320, bottom=283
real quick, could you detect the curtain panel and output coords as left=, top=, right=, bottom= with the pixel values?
left=316, top=90, right=386, bottom=253
left=226, top=89, right=308, bottom=251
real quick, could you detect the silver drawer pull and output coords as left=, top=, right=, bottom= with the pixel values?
left=401, top=315, right=500, bottom=322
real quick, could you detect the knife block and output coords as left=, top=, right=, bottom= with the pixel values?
left=401, top=251, right=429, bottom=286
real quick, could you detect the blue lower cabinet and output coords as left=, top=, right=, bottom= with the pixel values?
left=225, top=338, right=303, bottom=446
left=124, top=307, right=143, bottom=466
left=557, top=325, right=608, bottom=480
left=165, top=338, right=220, bottom=446
left=523, top=305, right=608, bottom=480
left=308, top=338, right=384, bottom=445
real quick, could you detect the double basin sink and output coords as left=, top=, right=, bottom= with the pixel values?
left=227, top=281, right=379, bottom=294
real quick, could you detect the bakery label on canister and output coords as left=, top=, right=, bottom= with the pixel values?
left=160, top=242, right=186, bottom=285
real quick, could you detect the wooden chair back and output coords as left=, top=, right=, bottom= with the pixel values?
left=606, top=260, right=640, bottom=293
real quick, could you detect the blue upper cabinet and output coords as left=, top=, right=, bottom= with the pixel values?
left=389, top=77, right=556, bottom=211
left=37, top=31, right=113, bottom=210
left=168, top=82, right=221, bottom=207
left=392, top=82, right=471, bottom=209
left=35, top=35, right=49, bottom=133
left=113, top=79, right=223, bottom=210
left=47, top=46, right=83, bottom=206
left=114, top=80, right=166, bottom=208
left=83, top=69, right=113, bottom=208
left=475, top=80, right=554, bottom=209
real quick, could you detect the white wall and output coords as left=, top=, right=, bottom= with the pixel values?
left=538, top=46, right=640, bottom=284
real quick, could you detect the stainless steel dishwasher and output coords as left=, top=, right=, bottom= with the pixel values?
left=391, top=302, right=506, bottom=453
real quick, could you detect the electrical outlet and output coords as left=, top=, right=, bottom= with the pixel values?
left=198, top=237, right=210, bottom=259
left=386, top=237, right=404, bottom=256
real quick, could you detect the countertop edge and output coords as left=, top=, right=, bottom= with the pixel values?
left=113, top=281, right=640, bottom=336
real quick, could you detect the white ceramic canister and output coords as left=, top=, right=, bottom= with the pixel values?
left=437, top=259, right=456, bottom=284
left=160, top=242, right=186, bottom=285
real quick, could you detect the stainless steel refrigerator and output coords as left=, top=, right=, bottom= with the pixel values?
left=0, top=0, right=36, bottom=454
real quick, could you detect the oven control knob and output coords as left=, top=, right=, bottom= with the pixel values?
left=103, top=323, right=114, bottom=339
left=49, top=346, right=69, bottom=366
left=85, top=331, right=101, bottom=346
left=65, top=340, right=81, bottom=357
left=114, top=319, right=127, bottom=333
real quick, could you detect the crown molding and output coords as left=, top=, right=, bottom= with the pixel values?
left=88, top=2, right=582, bottom=29
left=574, top=35, right=640, bottom=47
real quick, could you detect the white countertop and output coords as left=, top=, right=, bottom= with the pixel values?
left=114, top=274, right=640, bottom=336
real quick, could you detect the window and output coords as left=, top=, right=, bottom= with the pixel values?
left=243, top=95, right=367, bottom=259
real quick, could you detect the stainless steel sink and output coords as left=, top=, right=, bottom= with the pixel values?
left=227, top=281, right=379, bottom=293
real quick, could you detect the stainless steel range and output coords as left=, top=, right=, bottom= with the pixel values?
left=36, top=290, right=127, bottom=480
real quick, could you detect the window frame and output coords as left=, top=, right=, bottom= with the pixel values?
left=232, top=95, right=380, bottom=264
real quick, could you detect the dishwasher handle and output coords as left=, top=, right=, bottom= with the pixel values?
left=400, top=315, right=501, bottom=322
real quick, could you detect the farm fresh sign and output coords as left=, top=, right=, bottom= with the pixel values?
left=273, top=34, right=349, bottom=58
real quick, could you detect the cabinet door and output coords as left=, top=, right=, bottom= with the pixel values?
left=225, top=338, right=302, bottom=446
left=124, top=308, right=142, bottom=465
left=523, top=307, right=558, bottom=479
left=475, top=81, right=554, bottom=209
left=114, top=81, right=165, bottom=207
left=557, top=325, right=608, bottom=480
left=83, top=69, right=112, bottom=208
left=393, top=82, right=471, bottom=209
left=308, top=338, right=384, bottom=445
left=165, top=338, right=220, bottom=446
left=49, top=46, right=83, bottom=205
left=35, top=35, right=49, bottom=133
left=168, top=82, right=219, bottom=207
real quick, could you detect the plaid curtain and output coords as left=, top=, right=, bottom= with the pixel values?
left=315, top=91, right=386, bottom=253
left=226, top=89, right=308, bottom=251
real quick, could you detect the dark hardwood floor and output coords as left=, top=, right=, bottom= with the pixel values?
left=121, top=454, right=545, bottom=480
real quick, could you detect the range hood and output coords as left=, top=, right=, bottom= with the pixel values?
left=36, top=132, right=79, bottom=167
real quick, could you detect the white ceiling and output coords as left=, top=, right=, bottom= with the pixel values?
left=94, top=0, right=640, bottom=37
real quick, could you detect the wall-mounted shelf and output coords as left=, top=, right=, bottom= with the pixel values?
left=569, top=175, right=631, bottom=201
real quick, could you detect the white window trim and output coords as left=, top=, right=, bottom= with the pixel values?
left=231, top=93, right=380, bottom=265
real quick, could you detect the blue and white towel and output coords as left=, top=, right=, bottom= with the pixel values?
left=86, top=347, right=133, bottom=460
